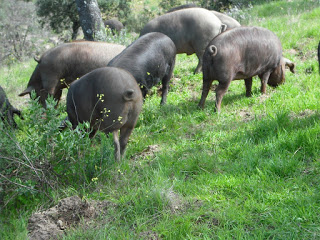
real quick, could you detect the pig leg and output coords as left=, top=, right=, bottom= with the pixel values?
left=89, top=129, right=97, bottom=138
left=194, top=52, right=203, bottom=74
left=112, top=130, right=121, bottom=162
left=260, top=71, right=272, bottom=94
left=119, top=126, right=135, bottom=158
left=53, top=88, right=63, bottom=106
left=198, top=80, right=213, bottom=109
left=215, top=81, right=231, bottom=113
left=160, top=61, right=175, bottom=105
left=8, top=110, right=17, bottom=128
left=244, top=78, right=253, bottom=97
left=198, top=70, right=214, bottom=108
left=4, top=109, right=16, bottom=128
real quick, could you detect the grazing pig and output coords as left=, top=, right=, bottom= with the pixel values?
left=19, top=41, right=126, bottom=108
left=198, top=26, right=295, bottom=112
left=0, top=85, right=22, bottom=128
left=104, top=19, right=124, bottom=35
left=140, top=8, right=224, bottom=74
left=108, top=32, right=176, bottom=105
left=66, top=67, right=143, bottom=162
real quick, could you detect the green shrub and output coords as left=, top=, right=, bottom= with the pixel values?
left=159, top=0, right=183, bottom=12
left=125, top=5, right=159, bottom=33
left=0, top=93, right=114, bottom=209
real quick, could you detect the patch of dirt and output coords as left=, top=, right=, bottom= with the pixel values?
left=289, top=109, right=316, bottom=120
left=285, top=45, right=316, bottom=61
left=28, top=196, right=115, bottom=240
left=131, top=144, right=160, bottom=161
left=155, top=77, right=181, bottom=97
left=138, top=230, right=161, bottom=240
left=258, top=93, right=270, bottom=103
left=195, top=214, right=220, bottom=228
left=210, top=84, right=218, bottom=91
left=238, top=109, right=254, bottom=122
left=285, top=49, right=298, bottom=56
left=161, top=187, right=185, bottom=213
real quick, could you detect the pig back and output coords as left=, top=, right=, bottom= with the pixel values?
left=42, top=42, right=126, bottom=81
left=108, top=32, right=176, bottom=90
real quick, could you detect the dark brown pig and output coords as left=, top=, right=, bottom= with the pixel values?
left=19, top=41, right=126, bottom=108
left=140, top=8, right=224, bottom=74
left=104, top=19, right=124, bottom=35
left=0, top=85, right=22, bottom=128
left=108, top=32, right=176, bottom=105
left=198, top=26, right=295, bottom=112
left=66, top=67, right=143, bottom=162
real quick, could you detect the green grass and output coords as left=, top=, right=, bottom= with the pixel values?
left=1, top=0, right=320, bottom=239
left=0, top=62, right=37, bottom=109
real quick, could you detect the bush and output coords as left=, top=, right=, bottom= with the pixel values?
left=0, top=94, right=114, bottom=209
left=125, top=6, right=158, bottom=33
left=159, top=0, right=183, bottom=12
left=196, top=0, right=274, bottom=11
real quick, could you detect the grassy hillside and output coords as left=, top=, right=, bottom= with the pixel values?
left=1, top=0, right=320, bottom=239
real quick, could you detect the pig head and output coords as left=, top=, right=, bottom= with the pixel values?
left=268, top=57, right=295, bottom=87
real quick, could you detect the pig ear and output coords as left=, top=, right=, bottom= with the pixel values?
left=283, top=58, right=295, bottom=73
left=123, top=89, right=135, bottom=101
left=208, top=45, right=218, bottom=57
left=34, top=56, right=40, bottom=63
left=19, top=86, right=34, bottom=96
left=220, top=24, right=227, bottom=33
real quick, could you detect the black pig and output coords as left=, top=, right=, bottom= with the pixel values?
left=108, top=32, right=176, bottom=105
left=66, top=67, right=143, bottom=161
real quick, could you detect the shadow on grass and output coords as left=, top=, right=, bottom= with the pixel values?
left=186, top=81, right=267, bottom=112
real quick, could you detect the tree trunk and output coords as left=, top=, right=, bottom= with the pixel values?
left=71, top=21, right=80, bottom=40
left=75, top=0, right=106, bottom=41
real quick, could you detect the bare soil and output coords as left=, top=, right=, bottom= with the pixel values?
left=28, top=196, right=115, bottom=240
